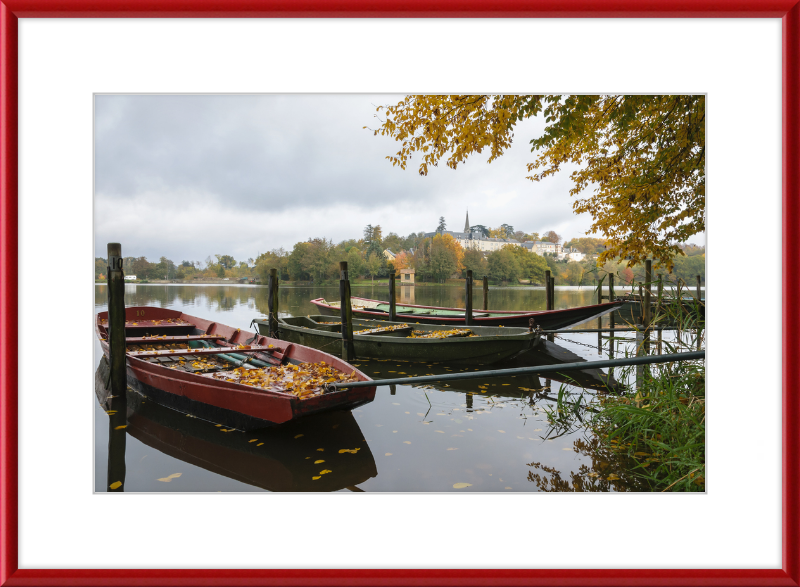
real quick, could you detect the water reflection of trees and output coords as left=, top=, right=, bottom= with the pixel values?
left=526, top=436, right=652, bottom=492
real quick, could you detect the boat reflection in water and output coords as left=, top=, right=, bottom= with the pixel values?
left=96, top=363, right=377, bottom=492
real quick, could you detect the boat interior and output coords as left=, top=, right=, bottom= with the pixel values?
left=318, top=298, right=494, bottom=318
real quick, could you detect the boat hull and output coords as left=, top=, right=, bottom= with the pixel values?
left=310, top=296, right=623, bottom=330
left=257, top=316, right=540, bottom=364
left=96, top=307, right=376, bottom=430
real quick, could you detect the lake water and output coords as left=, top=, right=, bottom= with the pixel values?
left=94, top=283, right=683, bottom=492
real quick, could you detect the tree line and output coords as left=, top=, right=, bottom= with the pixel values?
left=95, top=225, right=704, bottom=286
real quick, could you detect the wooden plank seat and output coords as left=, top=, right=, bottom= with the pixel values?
left=125, top=334, right=226, bottom=344
left=127, top=345, right=283, bottom=359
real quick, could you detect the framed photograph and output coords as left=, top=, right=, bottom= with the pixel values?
left=1, top=3, right=798, bottom=586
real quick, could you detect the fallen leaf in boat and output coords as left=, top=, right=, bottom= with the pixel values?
left=338, top=448, right=360, bottom=454
left=114, top=425, right=127, bottom=430
left=248, top=439, right=258, bottom=443
left=257, top=443, right=264, bottom=446
left=294, top=434, right=303, bottom=438
left=106, top=410, right=117, bottom=415
left=452, top=483, right=472, bottom=489
left=109, top=481, right=122, bottom=490
left=157, top=473, right=182, bottom=482
left=319, top=469, right=332, bottom=475
left=312, top=476, right=321, bottom=480
left=317, top=448, right=324, bottom=451
left=314, top=460, right=325, bottom=464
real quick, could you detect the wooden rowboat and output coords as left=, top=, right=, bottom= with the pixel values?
left=254, top=315, right=541, bottom=364
left=96, top=307, right=376, bottom=430
left=310, top=296, right=624, bottom=329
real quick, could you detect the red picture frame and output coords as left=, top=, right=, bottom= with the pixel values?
left=1, top=2, right=798, bottom=586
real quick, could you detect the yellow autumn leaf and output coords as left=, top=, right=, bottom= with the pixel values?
left=257, top=443, right=264, bottom=446
left=157, top=473, right=182, bottom=483
left=109, top=481, right=122, bottom=490
left=319, top=469, right=332, bottom=475
left=248, top=439, right=258, bottom=443
left=452, top=482, right=472, bottom=489
left=385, top=453, right=392, bottom=456
left=294, top=434, right=303, bottom=438
left=312, top=476, right=321, bottom=480
left=314, top=460, right=325, bottom=464
left=114, top=425, right=127, bottom=430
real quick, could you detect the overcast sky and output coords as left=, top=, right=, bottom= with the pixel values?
left=94, top=95, right=702, bottom=265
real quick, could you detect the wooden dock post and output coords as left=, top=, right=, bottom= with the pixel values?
left=596, top=276, right=603, bottom=352
left=608, top=273, right=615, bottom=331
left=106, top=243, right=127, bottom=398
left=545, top=270, right=552, bottom=311
left=465, top=270, right=473, bottom=326
left=107, top=407, right=127, bottom=492
left=268, top=268, right=280, bottom=338
left=644, top=259, right=652, bottom=354
left=483, top=276, right=489, bottom=311
left=389, top=270, right=396, bottom=322
left=339, top=261, right=355, bottom=360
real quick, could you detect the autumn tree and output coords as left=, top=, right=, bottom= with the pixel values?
left=505, top=245, right=549, bottom=283
left=366, top=252, right=383, bottom=284
left=462, top=248, right=488, bottom=278
left=470, top=224, right=490, bottom=238
left=429, top=233, right=464, bottom=282
left=542, top=231, right=562, bottom=244
left=370, top=94, right=704, bottom=269
left=487, top=248, right=521, bottom=283
left=215, top=254, right=236, bottom=270
left=392, top=251, right=411, bottom=271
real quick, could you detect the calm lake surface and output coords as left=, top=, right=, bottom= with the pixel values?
left=94, top=283, right=685, bottom=492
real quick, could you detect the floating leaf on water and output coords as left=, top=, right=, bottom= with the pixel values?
left=563, top=448, right=573, bottom=451
left=607, top=474, right=620, bottom=481
left=157, top=473, right=182, bottom=483
left=435, top=430, right=445, bottom=434
left=314, top=460, right=325, bottom=464
left=452, top=483, right=472, bottom=489
left=109, top=481, right=122, bottom=490
left=497, top=430, right=505, bottom=433
left=446, top=448, right=458, bottom=451
left=403, top=441, right=411, bottom=444
left=385, top=453, right=392, bottom=456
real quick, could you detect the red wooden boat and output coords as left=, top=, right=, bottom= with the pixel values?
left=310, top=296, right=624, bottom=330
left=96, top=307, right=376, bottom=430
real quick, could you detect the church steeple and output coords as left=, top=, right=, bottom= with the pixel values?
left=464, top=210, right=470, bottom=233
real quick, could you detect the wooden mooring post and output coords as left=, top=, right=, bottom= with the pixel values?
left=465, top=270, right=473, bottom=326
left=339, top=262, right=355, bottom=361
left=389, top=270, right=396, bottom=322
left=483, top=276, right=489, bottom=311
left=644, top=259, right=652, bottom=354
left=545, top=270, right=552, bottom=311
left=596, top=276, right=603, bottom=353
left=107, top=243, right=127, bottom=398
left=268, top=268, right=279, bottom=338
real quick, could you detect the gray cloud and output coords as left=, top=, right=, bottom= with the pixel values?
left=96, top=94, right=693, bottom=263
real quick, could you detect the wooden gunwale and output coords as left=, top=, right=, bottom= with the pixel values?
left=96, top=307, right=376, bottom=427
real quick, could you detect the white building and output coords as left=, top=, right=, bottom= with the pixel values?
left=522, top=241, right=562, bottom=256
left=124, top=275, right=137, bottom=281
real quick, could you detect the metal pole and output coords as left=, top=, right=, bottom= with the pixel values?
left=106, top=243, right=127, bottom=398
left=328, top=351, right=706, bottom=390
left=644, top=259, right=652, bottom=354
left=465, top=270, right=473, bottom=326
left=339, top=261, right=355, bottom=360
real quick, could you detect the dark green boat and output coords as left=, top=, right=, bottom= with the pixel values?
left=253, top=315, right=541, bottom=364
